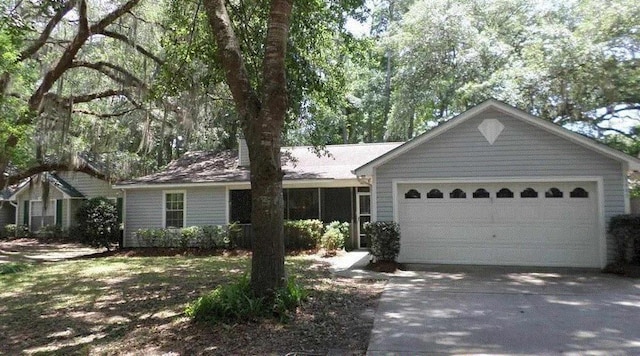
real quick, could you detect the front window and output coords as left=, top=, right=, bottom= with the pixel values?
left=165, top=192, right=185, bottom=228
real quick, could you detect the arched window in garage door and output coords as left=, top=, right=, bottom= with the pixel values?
left=545, top=188, right=563, bottom=198
left=472, top=188, right=490, bottom=198
left=520, top=188, right=538, bottom=198
left=426, top=189, right=444, bottom=199
left=496, top=188, right=514, bottom=198
left=570, top=187, right=589, bottom=198
left=450, top=188, right=466, bottom=199
left=404, top=189, right=421, bottom=199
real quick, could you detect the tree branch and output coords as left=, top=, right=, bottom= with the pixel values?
left=70, top=61, right=146, bottom=88
left=18, top=0, right=78, bottom=61
left=203, top=0, right=261, bottom=125
left=72, top=108, right=136, bottom=118
left=27, top=0, right=142, bottom=115
left=98, top=30, right=164, bottom=65
left=45, top=89, right=129, bottom=104
left=4, top=162, right=109, bottom=187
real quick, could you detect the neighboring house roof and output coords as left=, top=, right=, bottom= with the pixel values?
left=115, top=142, right=403, bottom=187
left=9, top=173, right=85, bottom=200
left=355, top=99, right=640, bottom=175
left=0, top=180, right=28, bottom=201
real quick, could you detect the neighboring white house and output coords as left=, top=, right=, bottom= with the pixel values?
left=5, top=172, right=122, bottom=232
left=116, top=99, right=640, bottom=268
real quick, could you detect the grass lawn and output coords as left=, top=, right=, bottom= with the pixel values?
left=0, top=252, right=384, bottom=355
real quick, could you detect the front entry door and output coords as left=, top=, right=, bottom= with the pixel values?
left=356, top=192, right=371, bottom=248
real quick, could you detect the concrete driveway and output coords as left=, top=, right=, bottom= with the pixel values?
left=367, top=266, right=640, bottom=355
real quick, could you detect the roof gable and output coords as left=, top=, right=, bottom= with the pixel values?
left=10, top=173, right=85, bottom=200
left=355, top=99, right=640, bottom=175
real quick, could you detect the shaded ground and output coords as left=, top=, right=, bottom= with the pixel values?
left=0, top=238, right=105, bottom=264
left=0, top=240, right=385, bottom=355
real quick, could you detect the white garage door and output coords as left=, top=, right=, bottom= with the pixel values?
left=397, top=182, right=600, bottom=268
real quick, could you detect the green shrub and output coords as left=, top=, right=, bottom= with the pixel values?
left=609, top=214, right=640, bottom=263
left=2, top=224, right=29, bottom=239
left=75, top=197, right=119, bottom=250
left=185, top=275, right=307, bottom=324
left=284, top=219, right=323, bottom=249
left=35, top=225, right=67, bottom=240
left=320, top=221, right=350, bottom=252
left=135, top=224, right=240, bottom=249
left=180, top=226, right=201, bottom=248
left=364, top=221, right=400, bottom=262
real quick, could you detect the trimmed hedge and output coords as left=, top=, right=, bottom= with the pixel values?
left=134, top=220, right=350, bottom=251
left=283, top=219, right=324, bottom=249
left=609, top=214, right=640, bottom=264
left=135, top=223, right=241, bottom=249
left=364, top=221, right=400, bottom=262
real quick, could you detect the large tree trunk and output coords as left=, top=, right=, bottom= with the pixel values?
left=204, top=0, right=292, bottom=296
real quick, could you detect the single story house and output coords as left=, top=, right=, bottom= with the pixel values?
left=115, top=99, right=640, bottom=268
left=4, top=172, right=122, bottom=232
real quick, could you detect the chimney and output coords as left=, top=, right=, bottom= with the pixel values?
left=238, top=137, right=250, bottom=167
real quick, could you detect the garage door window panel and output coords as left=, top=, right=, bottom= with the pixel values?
left=545, top=188, right=563, bottom=198
left=570, top=187, right=589, bottom=198
left=472, top=188, right=490, bottom=198
left=520, top=188, right=538, bottom=198
left=450, top=189, right=467, bottom=199
left=404, top=189, right=421, bottom=199
left=427, top=189, right=444, bottom=199
left=496, top=188, right=514, bottom=198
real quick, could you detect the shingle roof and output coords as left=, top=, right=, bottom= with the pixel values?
left=117, top=142, right=403, bottom=186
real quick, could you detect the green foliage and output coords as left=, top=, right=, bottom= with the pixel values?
left=0, top=262, right=30, bottom=275
left=2, top=224, right=29, bottom=239
left=364, top=221, right=400, bottom=262
left=75, top=197, right=119, bottom=250
left=608, top=215, right=640, bottom=264
left=185, top=275, right=307, bottom=324
left=135, top=224, right=239, bottom=249
left=320, top=221, right=350, bottom=252
left=35, top=225, right=67, bottom=241
left=284, top=219, right=324, bottom=250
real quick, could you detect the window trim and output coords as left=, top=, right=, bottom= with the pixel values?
left=163, top=190, right=186, bottom=229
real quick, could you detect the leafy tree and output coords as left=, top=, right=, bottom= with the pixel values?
left=200, top=0, right=363, bottom=296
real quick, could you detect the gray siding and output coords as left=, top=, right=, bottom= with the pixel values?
left=57, top=172, right=121, bottom=198
left=375, top=109, right=625, bottom=262
left=124, top=187, right=227, bottom=247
